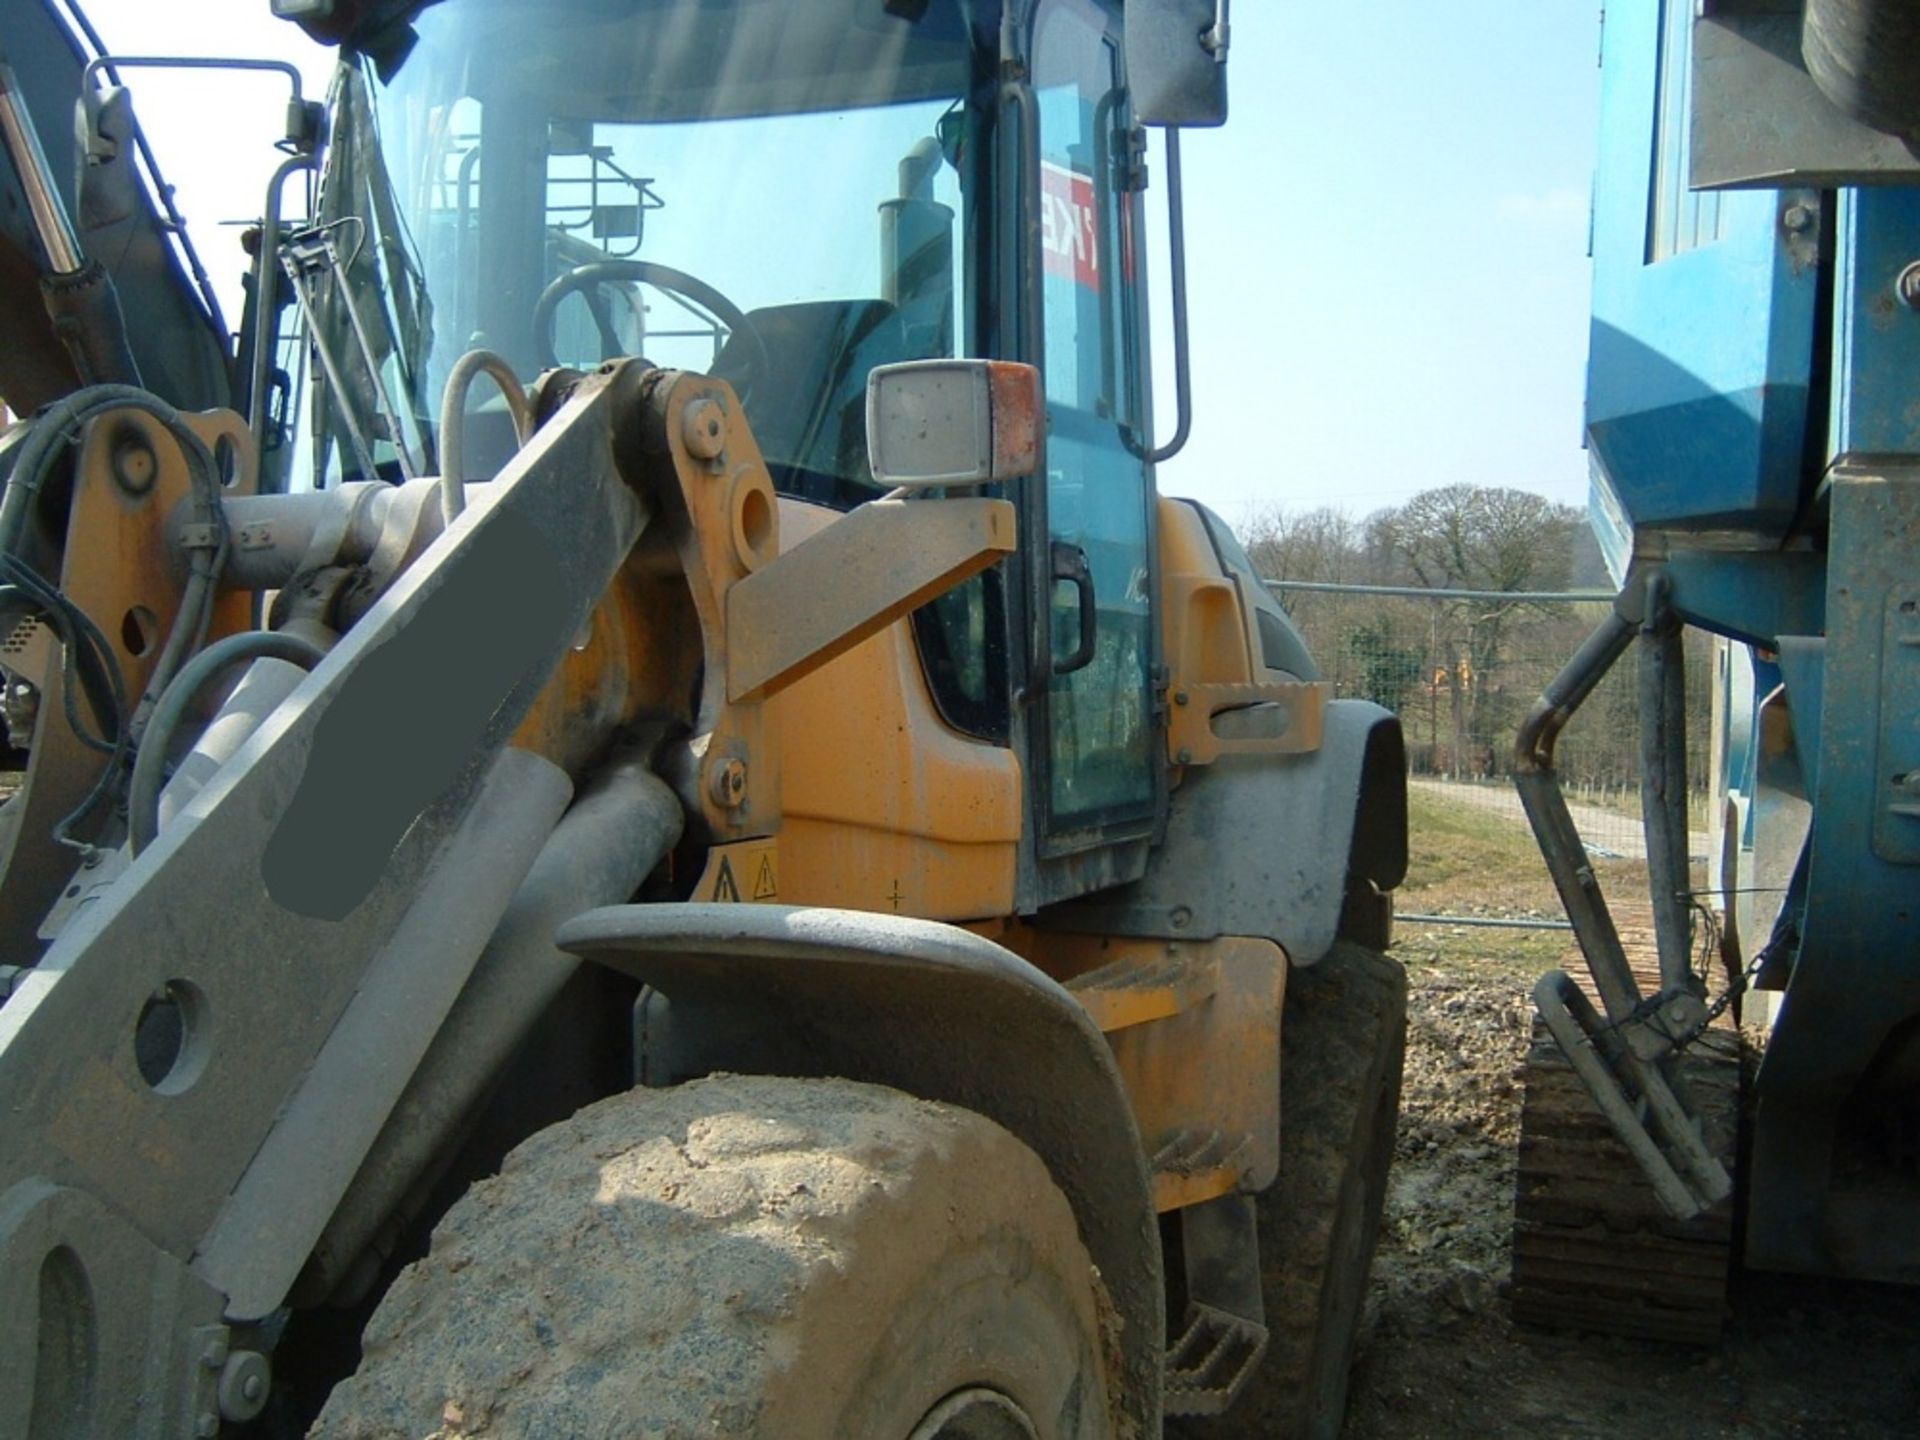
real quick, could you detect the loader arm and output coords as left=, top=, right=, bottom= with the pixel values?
left=0, top=363, right=660, bottom=1435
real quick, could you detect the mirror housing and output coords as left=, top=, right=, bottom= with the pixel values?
left=271, top=0, right=438, bottom=75
left=866, top=359, right=1044, bottom=489
left=1127, top=0, right=1229, bottom=128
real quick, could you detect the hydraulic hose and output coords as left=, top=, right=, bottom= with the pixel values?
left=0, top=385, right=232, bottom=743
left=41, top=260, right=143, bottom=390
left=437, top=349, right=534, bottom=523
left=0, top=384, right=174, bottom=556
left=127, top=630, right=325, bottom=856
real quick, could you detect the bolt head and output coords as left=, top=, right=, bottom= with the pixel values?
left=1783, top=203, right=1814, bottom=234
left=709, top=758, right=748, bottom=808
left=216, top=1350, right=273, bottom=1424
left=112, top=438, right=158, bottom=496
left=1897, top=260, right=1920, bottom=312
left=682, top=398, right=727, bottom=460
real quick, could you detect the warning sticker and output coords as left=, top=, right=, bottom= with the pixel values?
left=1040, top=161, right=1101, bottom=292
left=698, top=840, right=779, bottom=904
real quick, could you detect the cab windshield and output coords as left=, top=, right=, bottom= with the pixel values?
left=290, top=0, right=992, bottom=500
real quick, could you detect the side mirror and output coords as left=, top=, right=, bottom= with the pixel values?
left=271, top=0, right=429, bottom=77
left=866, top=360, right=1045, bottom=489
left=1127, top=0, right=1230, bottom=128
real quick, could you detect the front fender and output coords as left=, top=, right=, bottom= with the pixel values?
left=557, top=903, right=1163, bottom=1437
left=1051, top=700, right=1407, bottom=964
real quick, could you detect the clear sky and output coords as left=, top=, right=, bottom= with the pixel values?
left=1157, top=3, right=1602, bottom=522
left=71, top=0, right=1602, bottom=525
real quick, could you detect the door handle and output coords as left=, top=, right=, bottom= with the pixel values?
left=1051, top=541, right=1097, bottom=676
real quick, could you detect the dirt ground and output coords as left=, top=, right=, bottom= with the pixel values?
left=1343, top=790, right=1920, bottom=1439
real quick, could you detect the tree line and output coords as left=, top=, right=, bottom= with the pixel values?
left=1241, top=484, right=1709, bottom=795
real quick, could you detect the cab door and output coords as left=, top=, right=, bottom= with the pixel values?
left=1027, top=0, right=1160, bottom=878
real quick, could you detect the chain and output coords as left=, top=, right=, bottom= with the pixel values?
left=1670, top=901, right=1784, bottom=1052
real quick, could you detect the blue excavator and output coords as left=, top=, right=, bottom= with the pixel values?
left=1512, top=0, right=1920, bottom=1345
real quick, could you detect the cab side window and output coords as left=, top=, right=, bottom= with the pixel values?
left=1033, top=0, right=1156, bottom=836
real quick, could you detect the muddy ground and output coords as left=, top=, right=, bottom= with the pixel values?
left=1344, top=791, right=1920, bottom=1439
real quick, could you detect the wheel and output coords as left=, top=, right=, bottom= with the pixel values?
left=310, top=1075, right=1114, bottom=1439
left=531, top=259, right=769, bottom=388
left=1232, top=941, right=1407, bottom=1440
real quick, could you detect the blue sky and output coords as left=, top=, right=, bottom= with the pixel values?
left=1153, top=2, right=1603, bottom=521
left=73, top=0, right=1603, bottom=525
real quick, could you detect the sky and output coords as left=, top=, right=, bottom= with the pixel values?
left=68, top=0, right=1603, bottom=527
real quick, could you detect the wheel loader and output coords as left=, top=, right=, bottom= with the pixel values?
left=0, top=2, right=1409, bottom=1436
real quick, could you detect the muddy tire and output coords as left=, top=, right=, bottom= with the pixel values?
left=311, top=1075, right=1114, bottom=1440
left=1238, top=942, right=1407, bottom=1440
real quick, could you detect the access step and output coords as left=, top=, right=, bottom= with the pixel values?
left=1163, top=1301, right=1268, bottom=1416
left=1150, top=1127, right=1256, bottom=1212
left=1065, top=945, right=1218, bottom=1033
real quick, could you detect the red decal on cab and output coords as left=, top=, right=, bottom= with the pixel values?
left=1040, top=161, right=1100, bottom=292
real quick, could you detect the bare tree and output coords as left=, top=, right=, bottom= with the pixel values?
left=1240, top=504, right=1368, bottom=585
left=1366, top=484, right=1581, bottom=593
left=1366, top=485, right=1585, bottom=772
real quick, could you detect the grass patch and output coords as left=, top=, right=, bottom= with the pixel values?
left=1403, top=789, right=1546, bottom=894
left=1395, top=787, right=1584, bottom=982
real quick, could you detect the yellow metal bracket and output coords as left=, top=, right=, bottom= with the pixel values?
left=724, top=495, right=1015, bottom=702
left=1166, top=679, right=1328, bottom=767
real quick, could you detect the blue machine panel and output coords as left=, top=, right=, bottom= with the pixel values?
left=1586, top=0, right=1818, bottom=538
left=1749, top=469, right=1920, bottom=1279
left=1834, top=187, right=1920, bottom=459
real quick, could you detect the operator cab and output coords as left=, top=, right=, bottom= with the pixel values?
left=289, top=0, right=1164, bottom=904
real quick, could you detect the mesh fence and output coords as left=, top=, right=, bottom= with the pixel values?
left=1266, top=580, right=1713, bottom=864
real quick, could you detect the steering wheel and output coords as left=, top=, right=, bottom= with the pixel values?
left=532, top=260, right=768, bottom=396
